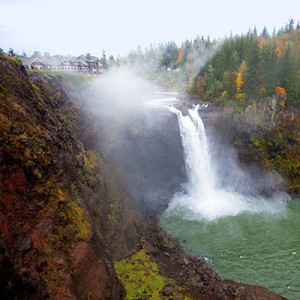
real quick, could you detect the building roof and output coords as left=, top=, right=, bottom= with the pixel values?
left=19, top=57, right=36, bottom=65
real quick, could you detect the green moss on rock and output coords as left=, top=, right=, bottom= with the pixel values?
left=115, top=249, right=192, bottom=299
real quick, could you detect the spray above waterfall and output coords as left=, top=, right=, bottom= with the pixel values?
left=167, top=105, right=289, bottom=221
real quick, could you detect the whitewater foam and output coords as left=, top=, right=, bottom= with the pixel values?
left=167, top=105, right=288, bottom=221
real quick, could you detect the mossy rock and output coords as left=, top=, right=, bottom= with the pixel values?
left=114, top=249, right=192, bottom=299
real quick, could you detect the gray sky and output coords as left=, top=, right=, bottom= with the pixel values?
left=0, top=0, right=299, bottom=57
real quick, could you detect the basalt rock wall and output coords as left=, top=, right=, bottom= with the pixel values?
left=213, top=97, right=300, bottom=195
left=0, top=57, right=144, bottom=299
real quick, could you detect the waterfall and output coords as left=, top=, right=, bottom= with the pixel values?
left=169, top=105, right=215, bottom=197
left=167, top=105, right=288, bottom=221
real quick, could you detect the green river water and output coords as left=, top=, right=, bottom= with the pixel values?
left=160, top=198, right=300, bottom=299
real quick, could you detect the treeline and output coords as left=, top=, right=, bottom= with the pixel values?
left=125, top=20, right=300, bottom=107
left=124, top=36, right=214, bottom=72
left=191, top=20, right=300, bottom=107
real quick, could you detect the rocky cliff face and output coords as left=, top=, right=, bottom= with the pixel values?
left=0, top=56, right=144, bottom=299
left=244, top=97, right=278, bottom=129
left=216, top=97, right=300, bottom=195
left=222, top=97, right=279, bottom=130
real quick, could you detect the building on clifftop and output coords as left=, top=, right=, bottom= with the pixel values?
left=19, top=53, right=102, bottom=76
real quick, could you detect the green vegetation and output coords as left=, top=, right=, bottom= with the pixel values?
left=62, top=71, right=89, bottom=88
left=234, top=113, right=300, bottom=192
left=14, top=58, right=22, bottom=64
left=114, top=249, right=191, bottom=299
left=55, top=71, right=64, bottom=80
left=0, top=53, right=24, bottom=66
left=76, top=149, right=99, bottom=189
left=62, top=195, right=91, bottom=240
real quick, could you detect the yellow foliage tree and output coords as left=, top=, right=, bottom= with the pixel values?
left=276, top=86, right=286, bottom=96
left=274, top=47, right=282, bottom=58
left=236, top=72, right=243, bottom=93
left=236, top=61, right=247, bottom=99
left=222, top=91, right=228, bottom=98
left=276, top=86, right=287, bottom=108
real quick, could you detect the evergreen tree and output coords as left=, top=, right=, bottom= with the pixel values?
left=7, top=48, right=15, bottom=56
left=193, top=35, right=202, bottom=49
left=244, top=36, right=261, bottom=100
left=278, top=46, right=299, bottom=104
left=108, top=55, right=115, bottom=67
left=100, top=50, right=108, bottom=69
left=277, top=27, right=285, bottom=35
left=205, top=63, right=223, bottom=99
left=288, top=18, right=295, bottom=31
left=253, top=26, right=258, bottom=37
left=160, top=41, right=178, bottom=69
left=261, top=26, right=269, bottom=37
left=181, top=39, right=192, bottom=63
left=261, top=42, right=277, bottom=96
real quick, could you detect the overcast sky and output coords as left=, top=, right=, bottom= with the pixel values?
left=0, top=0, right=299, bottom=58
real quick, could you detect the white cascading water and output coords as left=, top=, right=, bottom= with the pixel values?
left=167, top=105, right=288, bottom=221
left=169, top=106, right=215, bottom=197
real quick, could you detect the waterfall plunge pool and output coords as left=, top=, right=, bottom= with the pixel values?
left=160, top=199, right=300, bottom=300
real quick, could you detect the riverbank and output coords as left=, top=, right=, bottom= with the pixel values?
left=115, top=222, right=288, bottom=299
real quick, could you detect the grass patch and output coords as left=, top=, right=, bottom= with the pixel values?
left=14, top=58, right=22, bottom=64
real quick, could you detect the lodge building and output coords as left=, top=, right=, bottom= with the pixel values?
left=19, top=53, right=102, bottom=76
